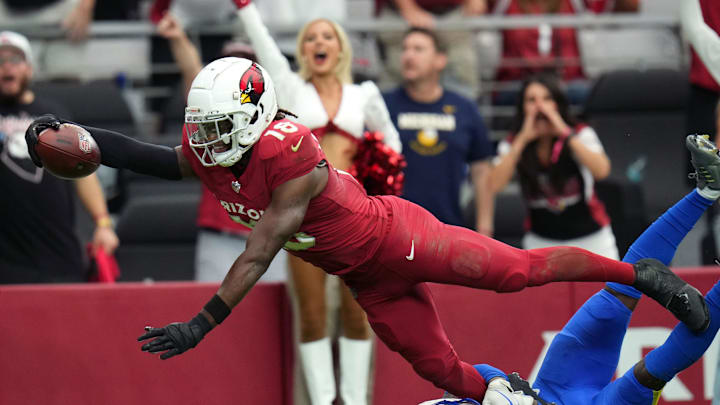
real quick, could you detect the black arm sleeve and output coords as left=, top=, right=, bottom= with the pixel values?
left=80, top=125, right=184, bottom=180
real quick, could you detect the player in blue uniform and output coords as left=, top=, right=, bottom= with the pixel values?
left=422, top=134, right=720, bottom=405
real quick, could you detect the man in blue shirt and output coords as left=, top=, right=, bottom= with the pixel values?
left=383, top=27, right=494, bottom=235
left=420, top=134, right=720, bottom=405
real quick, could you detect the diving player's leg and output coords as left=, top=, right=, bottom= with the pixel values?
left=411, top=218, right=708, bottom=331
left=394, top=203, right=639, bottom=289
left=394, top=197, right=673, bottom=292
left=381, top=196, right=709, bottom=331
left=359, top=283, right=488, bottom=401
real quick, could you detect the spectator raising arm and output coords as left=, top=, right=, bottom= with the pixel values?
left=462, top=0, right=487, bottom=16
left=156, top=13, right=203, bottom=95
left=62, top=0, right=96, bottom=41
left=394, top=0, right=436, bottom=28
left=681, top=0, right=720, bottom=87
left=488, top=109, right=537, bottom=194
left=537, top=99, right=610, bottom=180
left=234, top=1, right=306, bottom=107
left=74, top=174, right=119, bottom=254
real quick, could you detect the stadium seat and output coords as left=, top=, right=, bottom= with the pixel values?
left=476, top=30, right=503, bottom=82
left=36, top=37, right=150, bottom=82
left=492, top=184, right=526, bottom=248
left=584, top=69, right=688, bottom=225
left=114, top=193, right=200, bottom=281
left=578, top=28, right=682, bottom=79
left=489, top=180, right=647, bottom=256
left=34, top=79, right=139, bottom=211
left=160, top=85, right=187, bottom=136
left=33, top=79, right=137, bottom=136
left=595, top=179, right=648, bottom=258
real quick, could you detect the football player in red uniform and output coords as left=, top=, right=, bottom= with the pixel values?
left=24, top=58, right=710, bottom=401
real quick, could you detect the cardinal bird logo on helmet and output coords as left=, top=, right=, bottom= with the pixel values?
left=239, top=63, right=265, bottom=105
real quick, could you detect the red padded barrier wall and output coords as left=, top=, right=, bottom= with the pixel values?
left=0, top=282, right=293, bottom=405
left=1, top=268, right=717, bottom=405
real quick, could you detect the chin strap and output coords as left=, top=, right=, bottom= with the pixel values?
left=507, top=373, right=556, bottom=405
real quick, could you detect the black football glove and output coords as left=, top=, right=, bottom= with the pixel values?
left=138, top=314, right=212, bottom=360
left=25, top=114, right=64, bottom=167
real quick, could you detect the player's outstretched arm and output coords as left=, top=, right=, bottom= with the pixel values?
left=216, top=164, right=327, bottom=308
left=25, top=114, right=192, bottom=180
left=137, top=165, right=328, bottom=359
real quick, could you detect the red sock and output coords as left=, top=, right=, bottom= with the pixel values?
left=526, top=246, right=635, bottom=286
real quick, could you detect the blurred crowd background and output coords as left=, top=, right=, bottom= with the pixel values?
left=0, top=0, right=703, bottom=280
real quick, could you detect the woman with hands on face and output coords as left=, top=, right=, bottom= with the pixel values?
left=489, top=73, right=617, bottom=259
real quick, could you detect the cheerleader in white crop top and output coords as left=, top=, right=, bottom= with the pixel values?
left=237, top=3, right=401, bottom=154
left=236, top=2, right=394, bottom=405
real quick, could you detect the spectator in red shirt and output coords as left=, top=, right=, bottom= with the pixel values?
left=583, top=0, right=639, bottom=13
left=493, top=0, right=583, bottom=84
left=491, top=0, right=638, bottom=104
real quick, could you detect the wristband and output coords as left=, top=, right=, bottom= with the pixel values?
left=191, top=313, right=212, bottom=336
left=95, top=215, right=113, bottom=228
left=204, top=294, right=232, bottom=324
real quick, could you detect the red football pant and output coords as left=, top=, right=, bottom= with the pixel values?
left=340, top=197, right=635, bottom=400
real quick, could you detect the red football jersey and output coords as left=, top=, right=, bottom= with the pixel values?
left=196, top=185, right=251, bottom=236
left=496, top=0, right=583, bottom=82
left=690, top=0, right=720, bottom=92
left=182, top=119, right=390, bottom=274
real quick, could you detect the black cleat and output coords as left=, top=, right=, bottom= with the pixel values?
left=633, top=258, right=710, bottom=333
left=507, top=373, right=556, bottom=405
left=687, top=134, right=720, bottom=191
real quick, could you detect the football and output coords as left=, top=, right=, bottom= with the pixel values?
left=35, top=123, right=101, bottom=179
